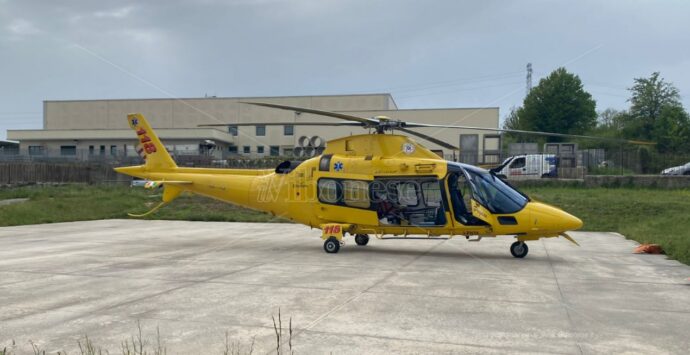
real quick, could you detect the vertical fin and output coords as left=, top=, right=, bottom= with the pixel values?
left=127, top=113, right=177, bottom=170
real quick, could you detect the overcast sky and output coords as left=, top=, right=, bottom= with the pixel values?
left=1, top=0, right=689, bottom=139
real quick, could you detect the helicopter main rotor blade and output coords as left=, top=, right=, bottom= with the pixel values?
left=403, top=123, right=656, bottom=145
left=241, top=102, right=379, bottom=126
left=198, top=122, right=362, bottom=127
left=396, top=127, right=458, bottom=150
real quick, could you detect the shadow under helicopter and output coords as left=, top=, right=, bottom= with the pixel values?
left=295, top=242, right=558, bottom=263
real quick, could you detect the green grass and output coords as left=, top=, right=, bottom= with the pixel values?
left=523, top=186, right=690, bottom=265
left=1, top=184, right=689, bottom=265
left=0, top=184, right=281, bottom=226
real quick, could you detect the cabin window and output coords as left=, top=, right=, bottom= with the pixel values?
left=343, top=180, right=370, bottom=209
left=372, top=178, right=445, bottom=227
left=319, top=154, right=333, bottom=171
left=421, top=181, right=442, bottom=207
left=317, top=178, right=372, bottom=209
left=318, top=179, right=340, bottom=204
left=396, top=182, right=418, bottom=206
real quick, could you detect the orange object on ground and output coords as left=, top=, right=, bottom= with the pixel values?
left=633, top=244, right=664, bottom=254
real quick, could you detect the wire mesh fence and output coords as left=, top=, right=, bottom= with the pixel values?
left=1, top=145, right=689, bottom=183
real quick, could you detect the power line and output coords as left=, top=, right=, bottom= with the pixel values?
left=396, top=81, right=523, bottom=99
left=353, top=70, right=524, bottom=95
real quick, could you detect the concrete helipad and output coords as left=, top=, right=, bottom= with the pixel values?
left=1, top=220, right=688, bottom=354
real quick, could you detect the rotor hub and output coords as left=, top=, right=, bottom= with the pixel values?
left=371, top=116, right=405, bottom=133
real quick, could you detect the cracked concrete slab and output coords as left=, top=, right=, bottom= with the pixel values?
left=0, top=220, right=688, bottom=354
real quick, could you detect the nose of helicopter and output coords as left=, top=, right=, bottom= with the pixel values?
left=562, top=211, right=584, bottom=231
left=528, top=202, right=583, bottom=232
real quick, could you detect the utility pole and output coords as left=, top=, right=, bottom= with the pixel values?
left=526, top=63, right=533, bottom=97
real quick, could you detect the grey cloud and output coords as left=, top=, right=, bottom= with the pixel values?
left=1, top=0, right=689, bottom=139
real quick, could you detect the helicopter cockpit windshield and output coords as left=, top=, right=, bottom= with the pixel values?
left=464, top=169, right=528, bottom=214
left=448, top=163, right=529, bottom=216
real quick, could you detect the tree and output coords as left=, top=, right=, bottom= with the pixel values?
left=515, top=68, right=597, bottom=141
left=627, top=72, right=683, bottom=141
left=502, top=106, right=533, bottom=145
left=653, top=105, right=690, bottom=153
left=586, top=108, right=630, bottom=149
left=502, top=106, right=521, bottom=130
left=597, top=108, right=624, bottom=129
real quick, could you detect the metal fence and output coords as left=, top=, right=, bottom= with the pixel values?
left=454, top=143, right=690, bottom=179
left=0, top=162, right=124, bottom=185
left=0, top=148, right=301, bottom=169
left=1, top=145, right=688, bottom=181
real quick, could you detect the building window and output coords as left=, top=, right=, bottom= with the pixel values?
left=270, top=146, right=279, bottom=156
left=283, top=148, right=294, bottom=157
left=257, top=146, right=265, bottom=154
left=228, top=125, right=238, bottom=136
left=243, top=146, right=250, bottom=154
left=99, top=145, right=106, bottom=156
left=88, top=145, right=94, bottom=155
left=284, top=125, right=294, bottom=136
left=256, top=125, right=266, bottom=136
left=28, top=146, right=44, bottom=156
left=60, top=145, right=77, bottom=156
left=228, top=146, right=238, bottom=154
left=110, top=145, right=117, bottom=156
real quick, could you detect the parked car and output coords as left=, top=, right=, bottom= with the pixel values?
left=491, top=154, right=558, bottom=180
left=661, top=162, right=690, bottom=175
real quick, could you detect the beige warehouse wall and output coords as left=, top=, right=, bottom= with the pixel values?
left=24, top=94, right=499, bottom=160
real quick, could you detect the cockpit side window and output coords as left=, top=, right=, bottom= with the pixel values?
left=447, top=172, right=484, bottom=225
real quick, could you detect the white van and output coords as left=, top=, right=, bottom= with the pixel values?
left=491, top=154, right=558, bottom=180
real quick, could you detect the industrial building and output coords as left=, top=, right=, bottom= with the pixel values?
left=0, top=140, right=19, bottom=155
left=7, top=93, right=500, bottom=164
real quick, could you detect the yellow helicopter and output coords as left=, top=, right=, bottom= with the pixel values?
left=114, top=102, right=646, bottom=258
